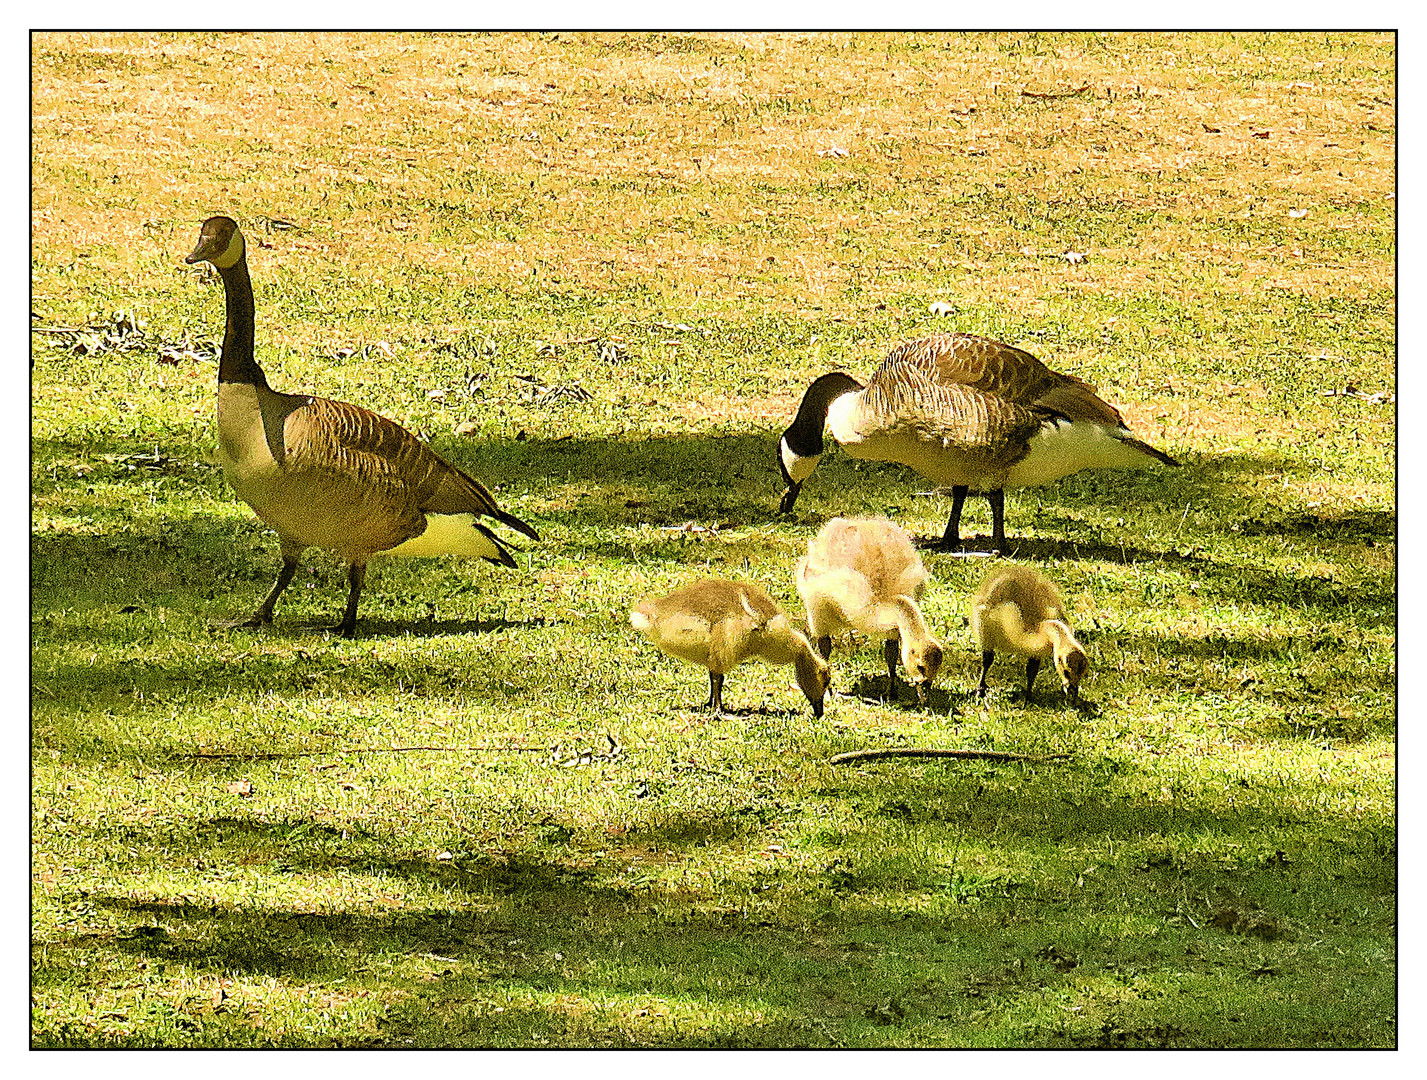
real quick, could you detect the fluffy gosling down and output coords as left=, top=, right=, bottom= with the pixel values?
left=971, top=565, right=1088, bottom=703
left=631, top=578, right=831, bottom=718
left=795, top=516, right=944, bottom=703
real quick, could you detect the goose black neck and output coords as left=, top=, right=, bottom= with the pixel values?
left=783, top=372, right=862, bottom=455
left=215, top=255, right=268, bottom=388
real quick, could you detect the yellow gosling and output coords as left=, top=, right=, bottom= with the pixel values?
left=795, top=516, right=944, bottom=703
left=631, top=578, right=830, bottom=718
left=971, top=564, right=1088, bottom=703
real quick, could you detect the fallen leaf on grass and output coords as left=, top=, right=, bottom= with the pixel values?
left=1288, top=208, right=1309, bottom=218
left=226, top=779, right=253, bottom=797
left=818, top=146, right=849, bottom=158
left=1062, top=250, right=1087, bottom=264
left=928, top=301, right=955, bottom=316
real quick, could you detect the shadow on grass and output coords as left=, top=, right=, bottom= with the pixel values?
left=35, top=764, right=1395, bottom=1048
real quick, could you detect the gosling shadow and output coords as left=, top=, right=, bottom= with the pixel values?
left=845, top=673, right=959, bottom=715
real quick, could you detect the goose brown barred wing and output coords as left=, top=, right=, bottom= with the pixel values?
left=876, top=333, right=1061, bottom=400
left=862, top=371, right=1051, bottom=470
left=286, top=396, right=507, bottom=515
left=880, top=333, right=1127, bottom=427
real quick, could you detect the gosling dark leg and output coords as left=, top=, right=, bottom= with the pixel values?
left=333, top=561, right=366, bottom=639
left=883, top=637, right=901, bottom=700
left=1024, top=656, right=1041, bottom=703
left=976, top=650, right=994, bottom=698
left=938, top=485, right=970, bottom=550
left=987, top=489, right=1007, bottom=554
left=706, top=671, right=725, bottom=716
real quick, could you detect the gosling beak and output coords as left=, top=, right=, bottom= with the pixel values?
left=778, top=481, right=802, bottom=515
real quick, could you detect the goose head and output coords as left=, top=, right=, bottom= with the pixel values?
left=777, top=371, right=863, bottom=514
left=186, top=215, right=245, bottom=270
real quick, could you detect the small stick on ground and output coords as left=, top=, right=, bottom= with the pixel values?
left=828, top=747, right=1071, bottom=765
left=179, top=745, right=556, bottom=761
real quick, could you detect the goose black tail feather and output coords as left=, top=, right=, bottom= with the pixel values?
left=1121, top=436, right=1179, bottom=467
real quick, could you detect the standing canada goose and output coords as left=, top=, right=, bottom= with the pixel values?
left=795, top=516, right=944, bottom=703
left=630, top=578, right=830, bottom=718
left=185, top=215, right=538, bottom=637
left=777, top=333, right=1178, bottom=552
left=971, top=564, right=1088, bottom=703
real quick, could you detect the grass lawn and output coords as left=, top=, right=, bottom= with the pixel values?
left=31, top=31, right=1394, bottom=1047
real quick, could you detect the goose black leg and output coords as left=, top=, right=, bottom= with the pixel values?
left=976, top=649, right=994, bottom=698
left=255, top=552, right=301, bottom=624
left=1024, top=656, right=1041, bottom=703
left=987, top=489, right=1007, bottom=554
left=937, top=485, right=970, bottom=550
left=215, top=540, right=303, bottom=630
left=333, top=561, right=366, bottom=638
left=883, top=637, right=901, bottom=700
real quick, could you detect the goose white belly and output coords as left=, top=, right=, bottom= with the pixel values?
left=836, top=426, right=1010, bottom=488
left=1004, top=419, right=1153, bottom=488
left=377, top=513, right=504, bottom=560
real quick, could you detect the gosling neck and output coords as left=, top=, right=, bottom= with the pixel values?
left=888, top=594, right=933, bottom=648
left=1044, top=619, right=1082, bottom=661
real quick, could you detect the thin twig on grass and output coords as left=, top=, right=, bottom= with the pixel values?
left=179, top=745, right=556, bottom=761
left=1021, top=85, right=1091, bottom=99
left=828, top=748, right=1071, bottom=765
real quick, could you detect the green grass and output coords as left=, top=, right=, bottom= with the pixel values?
left=32, top=31, right=1394, bottom=1047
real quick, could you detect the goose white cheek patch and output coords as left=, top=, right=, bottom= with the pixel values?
left=781, top=438, right=819, bottom=484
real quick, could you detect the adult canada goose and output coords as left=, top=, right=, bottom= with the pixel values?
left=630, top=578, right=830, bottom=718
left=185, top=215, right=538, bottom=637
left=795, top=516, right=944, bottom=703
left=777, top=333, right=1178, bottom=552
left=970, top=564, right=1088, bottom=703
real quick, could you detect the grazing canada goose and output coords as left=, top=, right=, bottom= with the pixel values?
left=630, top=578, right=830, bottom=718
left=971, top=564, right=1088, bottom=703
left=185, top=215, right=538, bottom=637
left=795, top=516, right=944, bottom=703
left=777, top=333, right=1178, bottom=552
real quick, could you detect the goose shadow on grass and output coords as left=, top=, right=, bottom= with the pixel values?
left=36, top=771, right=1395, bottom=1048
left=34, top=432, right=1393, bottom=639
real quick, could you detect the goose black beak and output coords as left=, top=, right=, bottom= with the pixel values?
left=811, top=696, right=824, bottom=719
left=779, top=481, right=802, bottom=515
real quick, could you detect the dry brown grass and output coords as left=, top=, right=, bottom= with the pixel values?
left=33, top=31, right=1393, bottom=318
